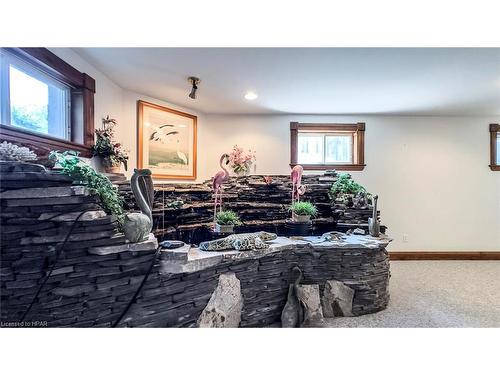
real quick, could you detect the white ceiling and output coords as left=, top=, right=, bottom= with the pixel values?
left=73, top=48, right=500, bottom=116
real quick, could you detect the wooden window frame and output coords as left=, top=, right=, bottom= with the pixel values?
left=290, top=122, right=366, bottom=171
left=0, top=48, right=95, bottom=158
left=490, top=123, right=500, bottom=171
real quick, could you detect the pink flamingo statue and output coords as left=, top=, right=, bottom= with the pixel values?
left=212, top=153, right=230, bottom=222
left=291, top=165, right=306, bottom=205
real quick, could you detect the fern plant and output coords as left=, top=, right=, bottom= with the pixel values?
left=49, top=151, right=125, bottom=227
left=215, top=210, right=242, bottom=226
left=330, top=173, right=367, bottom=201
left=289, top=201, right=318, bottom=217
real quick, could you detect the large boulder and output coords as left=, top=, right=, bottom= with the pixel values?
left=296, top=284, right=324, bottom=326
left=197, top=273, right=243, bottom=328
left=321, top=280, right=355, bottom=317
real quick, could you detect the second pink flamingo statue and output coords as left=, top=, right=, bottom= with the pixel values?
left=212, top=153, right=230, bottom=222
left=291, top=164, right=306, bottom=205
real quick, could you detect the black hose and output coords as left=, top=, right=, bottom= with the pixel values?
left=20, top=198, right=161, bottom=327
left=20, top=208, right=94, bottom=323
left=112, top=245, right=162, bottom=327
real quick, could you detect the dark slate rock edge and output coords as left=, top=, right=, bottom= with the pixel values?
left=117, top=174, right=384, bottom=242
left=1, top=166, right=389, bottom=328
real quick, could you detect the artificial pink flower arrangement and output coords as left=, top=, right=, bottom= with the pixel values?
left=228, top=144, right=256, bottom=174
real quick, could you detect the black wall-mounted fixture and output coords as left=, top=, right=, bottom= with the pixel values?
left=188, top=76, right=200, bottom=99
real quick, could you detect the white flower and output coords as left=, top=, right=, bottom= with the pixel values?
left=0, top=141, right=37, bottom=162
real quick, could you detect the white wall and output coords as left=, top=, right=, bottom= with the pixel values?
left=49, top=48, right=123, bottom=133
left=50, top=49, right=206, bottom=181
left=50, top=48, right=500, bottom=252
left=203, top=114, right=500, bottom=251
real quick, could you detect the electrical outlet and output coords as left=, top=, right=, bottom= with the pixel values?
left=402, top=234, right=409, bottom=243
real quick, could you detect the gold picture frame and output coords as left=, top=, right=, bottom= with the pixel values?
left=137, top=100, right=197, bottom=179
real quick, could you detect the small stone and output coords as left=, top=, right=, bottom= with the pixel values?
left=53, top=285, right=95, bottom=296
left=197, top=273, right=243, bottom=328
left=51, top=266, right=74, bottom=276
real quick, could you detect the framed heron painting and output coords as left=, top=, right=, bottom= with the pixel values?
left=137, top=100, right=197, bottom=179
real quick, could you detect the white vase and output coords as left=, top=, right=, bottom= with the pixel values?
left=234, top=169, right=249, bottom=177
left=293, top=214, right=311, bottom=223
left=214, top=223, right=234, bottom=233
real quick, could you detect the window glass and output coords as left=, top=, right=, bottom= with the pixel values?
left=1, top=51, right=70, bottom=140
left=325, top=134, right=352, bottom=163
left=9, top=66, right=49, bottom=134
left=298, top=133, right=324, bottom=164
left=497, top=133, right=499, bottom=164
left=298, top=132, right=354, bottom=164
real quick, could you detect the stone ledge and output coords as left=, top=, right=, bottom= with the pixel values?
left=160, top=234, right=391, bottom=275
left=20, top=230, right=118, bottom=245
left=0, top=186, right=88, bottom=199
left=159, top=244, right=191, bottom=262
left=37, top=210, right=109, bottom=222
left=88, top=234, right=158, bottom=255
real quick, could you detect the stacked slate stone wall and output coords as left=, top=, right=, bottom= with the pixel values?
left=117, top=173, right=382, bottom=242
left=0, top=163, right=158, bottom=327
left=1, top=164, right=389, bottom=328
left=118, top=243, right=390, bottom=327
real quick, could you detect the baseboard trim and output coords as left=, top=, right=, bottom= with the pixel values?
left=389, top=251, right=500, bottom=261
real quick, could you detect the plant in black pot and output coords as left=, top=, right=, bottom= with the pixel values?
left=214, top=210, right=242, bottom=233
left=289, top=201, right=317, bottom=223
left=92, top=116, right=128, bottom=174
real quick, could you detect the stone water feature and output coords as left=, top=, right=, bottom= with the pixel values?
left=1, top=165, right=391, bottom=327
left=115, top=173, right=385, bottom=242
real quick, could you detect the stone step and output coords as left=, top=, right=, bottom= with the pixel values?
left=0, top=186, right=88, bottom=199
left=88, top=233, right=158, bottom=255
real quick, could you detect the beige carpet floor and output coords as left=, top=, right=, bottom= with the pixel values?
left=320, top=260, right=500, bottom=328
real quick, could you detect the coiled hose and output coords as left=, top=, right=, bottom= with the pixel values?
left=19, top=208, right=161, bottom=328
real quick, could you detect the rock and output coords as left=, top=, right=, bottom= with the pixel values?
left=281, top=285, right=302, bottom=328
left=37, top=210, right=107, bottom=222
left=20, top=230, right=117, bottom=245
left=0, top=161, right=46, bottom=173
left=322, top=280, right=355, bottom=317
left=88, top=234, right=157, bottom=255
left=51, top=266, right=74, bottom=276
left=351, top=228, right=366, bottom=235
left=0, top=186, right=87, bottom=199
left=197, top=273, right=243, bottom=328
left=53, top=285, right=95, bottom=296
left=4, top=196, right=87, bottom=207
left=295, top=284, right=324, bottom=326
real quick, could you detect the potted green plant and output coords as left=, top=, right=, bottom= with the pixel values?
left=289, top=201, right=317, bottom=223
left=92, top=116, right=128, bottom=174
left=329, top=173, right=367, bottom=206
left=215, top=210, right=242, bottom=233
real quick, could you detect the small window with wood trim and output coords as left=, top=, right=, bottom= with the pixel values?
left=290, top=122, right=366, bottom=171
left=0, top=48, right=95, bottom=158
left=490, top=123, right=499, bottom=171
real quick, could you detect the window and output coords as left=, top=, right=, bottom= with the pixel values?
left=290, top=122, right=365, bottom=170
left=490, top=123, right=500, bottom=171
left=0, top=48, right=95, bottom=158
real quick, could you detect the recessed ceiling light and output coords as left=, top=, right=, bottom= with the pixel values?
left=244, top=91, right=258, bottom=100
